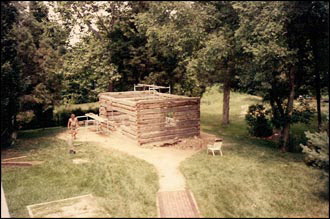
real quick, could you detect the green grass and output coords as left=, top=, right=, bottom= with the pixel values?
left=2, top=86, right=328, bottom=218
left=180, top=85, right=329, bottom=218
left=2, top=128, right=159, bottom=218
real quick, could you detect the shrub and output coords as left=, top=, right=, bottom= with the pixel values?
left=16, top=110, right=35, bottom=127
left=53, top=106, right=99, bottom=127
left=16, top=105, right=99, bottom=129
left=245, top=104, right=273, bottom=137
left=301, top=131, right=329, bottom=199
left=300, top=131, right=329, bottom=171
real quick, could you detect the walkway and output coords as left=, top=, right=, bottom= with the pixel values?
left=57, top=128, right=202, bottom=217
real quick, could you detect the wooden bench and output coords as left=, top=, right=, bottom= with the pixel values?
left=81, top=113, right=112, bottom=134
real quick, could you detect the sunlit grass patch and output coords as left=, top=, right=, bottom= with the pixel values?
left=2, top=128, right=159, bottom=218
left=181, top=86, right=329, bottom=218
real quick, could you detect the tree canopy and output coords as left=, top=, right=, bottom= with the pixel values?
left=1, top=1, right=328, bottom=151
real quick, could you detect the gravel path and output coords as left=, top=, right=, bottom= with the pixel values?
left=57, top=128, right=200, bottom=191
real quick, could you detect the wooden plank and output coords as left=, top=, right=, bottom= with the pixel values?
left=137, top=118, right=200, bottom=126
left=155, top=92, right=200, bottom=100
left=121, top=126, right=137, bottom=136
left=174, top=110, right=200, bottom=116
left=137, top=119, right=200, bottom=128
left=137, top=97, right=194, bottom=105
left=99, top=95, right=137, bottom=107
left=175, top=120, right=200, bottom=126
left=2, top=156, right=27, bottom=161
left=110, top=105, right=137, bottom=116
left=139, top=132, right=200, bottom=144
left=175, top=114, right=200, bottom=121
left=138, top=105, right=199, bottom=114
left=140, top=127, right=199, bottom=138
left=99, top=91, right=155, bottom=100
left=138, top=114, right=199, bottom=122
left=121, top=129, right=138, bottom=140
left=138, top=121, right=199, bottom=132
left=137, top=100, right=199, bottom=110
left=111, top=102, right=136, bottom=111
left=136, top=84, right=169, bottom=89
left=101, top=90, right=154, bottom=96
left=136, top=117, right=166, bottom=124
left=1, top=161, right=40, bottom=166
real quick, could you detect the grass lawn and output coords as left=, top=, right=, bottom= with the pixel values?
left=2, top=86, right=328, bottom=218
left=1, top=127, right=159, bottom=218
left=181, top=85, right=329, bottom=218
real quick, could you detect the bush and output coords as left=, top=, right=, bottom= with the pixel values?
left=18, top=107, right=56, bottom=130
left=245, top=104, right=273, bottom=137
left=301, top=131, right=329, bottom=199
left=54, top=106, right=99, bottom=127
left=300, top=131, right=329, bottom=171
left=16, top=105, right=99, bottom=129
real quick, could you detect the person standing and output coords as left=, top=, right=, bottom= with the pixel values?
left=67, top=113, right=79, bottom=140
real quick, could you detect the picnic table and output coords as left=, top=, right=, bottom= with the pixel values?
left=76, top=113, right=111, bottom=134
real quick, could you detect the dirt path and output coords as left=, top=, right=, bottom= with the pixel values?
left=57, top=128, right=200, bottom=192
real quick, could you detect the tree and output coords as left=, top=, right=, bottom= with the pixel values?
left=135, top=2, right=208, bottom=96
left=303, top=1, right=329, bottom=130
left=1, top=1, right=21, bottom=146
left=187, top=1, right=242, bottom=125
left=55, top=1, right=130, bottom=93
left=61, top=35, right=119, bottom=104
left=234, top=1, right=328, bottom=151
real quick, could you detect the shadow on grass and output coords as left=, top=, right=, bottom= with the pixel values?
left=18, top=127, right=66, bottom=139
left=2, top=127, right=67, bottom=156
left=201, top=112, right=278, bottom=150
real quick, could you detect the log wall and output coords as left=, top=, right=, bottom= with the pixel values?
left=99, top=93, right=200, bottom=145
left=136, top=98, right=200, bottom=145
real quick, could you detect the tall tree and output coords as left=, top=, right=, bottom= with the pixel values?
left=1, top=1, right=21, bottom=146
left=234, top=1, right=328, bottom=151
left=187, top=1, right=241, bottom=125
left=135, top=2, right=208, bottom=96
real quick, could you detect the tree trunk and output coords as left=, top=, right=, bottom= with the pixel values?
left=280, top=67, right=296, bottom=152
left=315, top=70, right=322, bottom=131
left=108, top=81, right=113, bottom=92
left=311, top=37, right=323, bottom=131
left=222, top=78, right=230, bottom=125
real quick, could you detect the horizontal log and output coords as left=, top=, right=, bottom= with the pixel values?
left=121, top=126, right=138, bottom=136
left=111, top=102, right=136, bottom=111
left=138, top=105, right=199, bottom=115
left=137, top=100, right=199, bottom=110
left=154, top=92, right=201, bottom=100
left=110, top=105, right=137, bottom=116
left=137, top=119, right=164, bottom=124
left=175, top=114, right=200, bottom=121
left=99, top=90, right=154, bottom=97
left=137, top=113, right=166, bottom=121
left=121, top=129, right=138, bottom=140
left=138, top=114, right=199, bottom=122
left=139, top=132, right=200, bottom=144
left=106, top=112, right=123, bottom=117
left=138, top=119, right=199, bottom=128
left=138, top=124, right=199, bottom=133
left=137, top=117, right=200, bottom=126
left=140, top=127, right=199, bottom=139
left=174, top=110, right=200, bottom=116
left=175, top=120, right=200, bottom=126
left=99, top=95, right=137, bottom=107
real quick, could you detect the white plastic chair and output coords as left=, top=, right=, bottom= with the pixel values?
left=207, top=138, right=223, bottom=156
